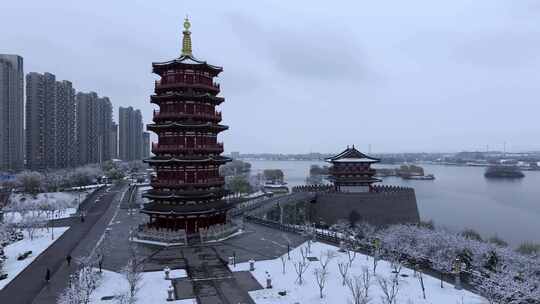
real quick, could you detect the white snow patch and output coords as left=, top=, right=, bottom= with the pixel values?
left=10, top=191, right=89, bottom=207
left=90, top=269, right=193, bottom=303
left=0, top=227, right=70, bottom=290
left=3, top=207, right=77, bottom=224
left=229, top=241, right=486, bottom=304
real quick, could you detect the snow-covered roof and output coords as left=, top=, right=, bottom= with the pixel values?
left=152, top=54, right=223, bottom=75
left=326, top=146, right=380, bottom=163
left=147, top=122, right=228, bottom=131
left=331, top=157, right=379, bottom=163
left=144, top=155, right=231, bottom=164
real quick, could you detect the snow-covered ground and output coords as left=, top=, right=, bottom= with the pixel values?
left=67, top=183, right=108, bottom=191
left=3, top=190, right=93, bottom=224
left=0, top=227, right=70, bottom=290
left=10, top=191, right=89, bottom=207
left=3, top=208, right=77, bottom=224
left=90, top=268, right=195, bottom=303
left=229, top=241, right=486, bottom=304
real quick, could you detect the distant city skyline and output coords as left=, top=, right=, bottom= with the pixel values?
left=2, top=1, right=540, bottom=153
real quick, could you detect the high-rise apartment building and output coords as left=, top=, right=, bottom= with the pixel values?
left=110, top=122, right=118, bottom=160
left=56, top=80, right=77, bottom=167
left=142, top=131, right=150, bottom=159
left=0, top=54, right=24, bottom=172
left=119, top=106, right=143, bottom=161
left=26, top=73, right=77, bottom=170
left=76, top=92, right=114, bottom=165
left=26, top=72, right=57, bottom=170
left=99, top=96, right=113, bottom=162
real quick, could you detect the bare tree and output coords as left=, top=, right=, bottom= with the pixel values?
left=347, top=275, right=362, bottom=304
left=122, top=245, right=143, bottom=303
left=319, top=249, right=336, bottom=271
left=300, top=246, right=308, bottom=263
left=338, top=262, right=350, bottom=286
left=372, top=250, right=380, bottom=274
left=347, top=246, right=357, bottom=265
left=293, top=260, right=310, bottom=285
left=388, top=251, right=403, bottom=284
left=20, top=213, right=43, bottom=240
left=15, top=171, right=44, bottom=195
left=377, top=275, right=400, bottom=304
left=58, top=257, right=100, bottom=304
left=417, top=269, right=426, bottom=299
left=360, top=267, right=372, bottom=301
left=346, top=267, right=371, bottom=304
left=313, top=267, right=329, bottom=299
left=280, top=254, right=287, bottom=274
left=346, top=275, right=370, bottom=304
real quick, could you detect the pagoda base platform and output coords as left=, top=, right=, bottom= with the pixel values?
left=134, top=219, right=244, bottom=246
left=135, top=225, right=187, bottom=245
left=199, top=219, right=243, bottom=243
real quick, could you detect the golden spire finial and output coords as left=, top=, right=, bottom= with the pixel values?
left=181, top=15, right=192, bottom=56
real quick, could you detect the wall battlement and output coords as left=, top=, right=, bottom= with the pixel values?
left=293, top=184, right=414, bottom=194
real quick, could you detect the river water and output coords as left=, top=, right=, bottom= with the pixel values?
left=249, top=160, right=540, bottom=246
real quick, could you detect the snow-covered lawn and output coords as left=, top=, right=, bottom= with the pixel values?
left=0, top=227, right=70, bottom=290
left=3, top=190, right=93, bottom=224
left=90, top=268, right=195, bottom=303
left=10, top=191, right=89, bottom=207
left=229, top=241, right=486, bottom=304
left=3, top=208, right=77, bottom=224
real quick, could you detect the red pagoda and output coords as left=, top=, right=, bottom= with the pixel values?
left=326, top=145, right=381, bottom=192
left=142, top=18, right=232, bottom=235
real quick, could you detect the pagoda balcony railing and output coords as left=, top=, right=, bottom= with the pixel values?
left=153, top=110, right=222, bottom=122
left=152, top=143, right=224, bottom=154
left=151, top=177, right=225, bottom=188
left=155, top=80, right=220, bottom=92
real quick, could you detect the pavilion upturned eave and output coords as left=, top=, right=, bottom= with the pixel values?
left=152, top=54, right=223, bottom=76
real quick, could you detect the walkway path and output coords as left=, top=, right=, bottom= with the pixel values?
left=177, top=246, right=256, bottom=304
left=0, top=183, right=127, bottom=304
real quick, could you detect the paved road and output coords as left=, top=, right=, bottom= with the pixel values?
left=0, top=183, right=127, bottom=304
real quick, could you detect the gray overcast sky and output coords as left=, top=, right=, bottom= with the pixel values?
left=2, top=0, right=540, bottom=154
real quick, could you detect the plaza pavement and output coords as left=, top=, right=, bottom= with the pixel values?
left=97, top=199, right=307, bottom=304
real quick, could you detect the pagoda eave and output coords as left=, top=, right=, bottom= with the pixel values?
left=147, top=122, right=228, bottom=132
left=152, top=55, right=223, bottom=76
left=150, top=180, right=225, bottom=189
left=144, top=156, right=232, bottom=165
left=143, top=189, right=229, bottom=200
left=150, top=93, right=224, bottom=105
left=325, top=146, right=380, bottom=163
left=141, top=200, right=234, bottom=216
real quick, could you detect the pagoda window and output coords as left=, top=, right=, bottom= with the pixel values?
left=186, top=104, right=194, bottom=114
left=186, top=172, right=195, bottom=183
left=186, top=137, right=194, bottom=148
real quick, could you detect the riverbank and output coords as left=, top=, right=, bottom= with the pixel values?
left=249, top=160, right=540, bottom=246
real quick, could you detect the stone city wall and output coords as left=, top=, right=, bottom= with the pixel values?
left=309, top=186, right=420, bottom=227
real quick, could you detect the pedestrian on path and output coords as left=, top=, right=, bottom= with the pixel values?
left=45, top=268, right=50, bottom=283
left=80, top=212, right=85, bottom=222
left=66, top=254, right=72, bottom=266
left=98, top=254, right=103, bottom=273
